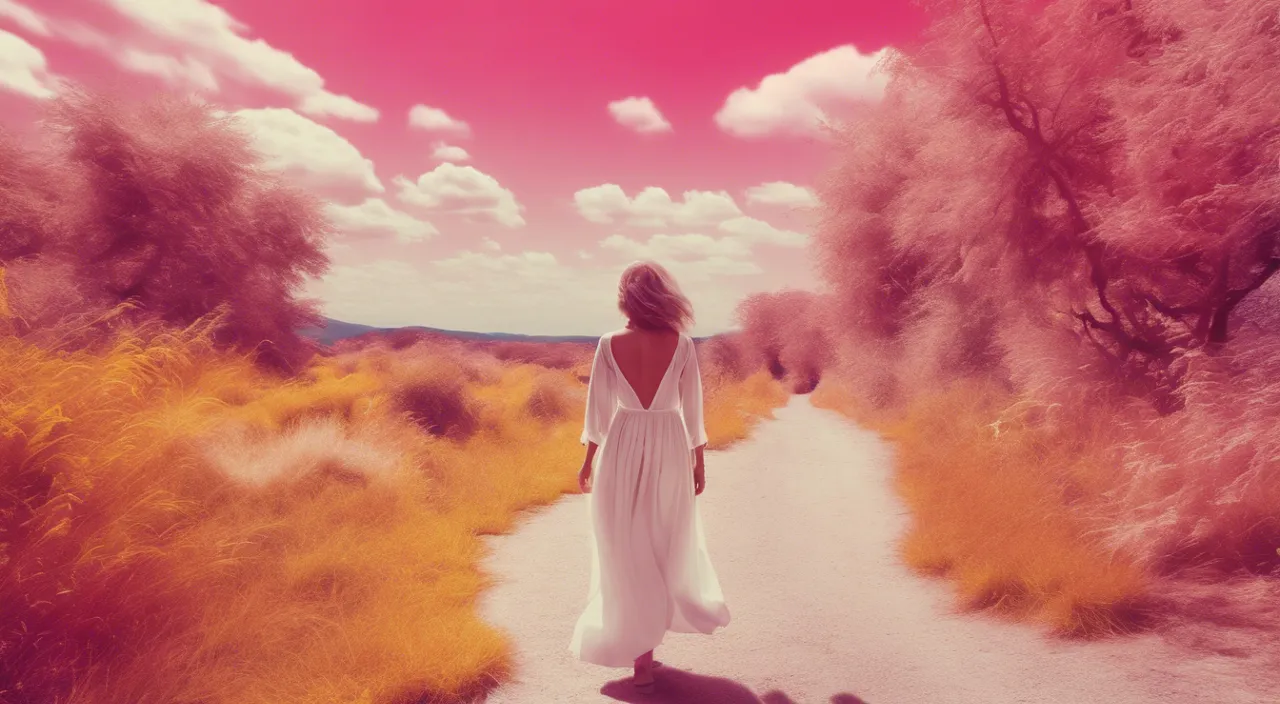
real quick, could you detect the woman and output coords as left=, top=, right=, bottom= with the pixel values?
left=570, top=260, right=731, bottom=694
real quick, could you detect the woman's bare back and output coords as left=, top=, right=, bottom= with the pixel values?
left=608, top=328, right=680, bottom=410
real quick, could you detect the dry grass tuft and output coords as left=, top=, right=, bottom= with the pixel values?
left=526, top=371, right=581, bottom=422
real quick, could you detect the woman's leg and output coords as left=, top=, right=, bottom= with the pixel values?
left=633, top=649, right=655, bottom=682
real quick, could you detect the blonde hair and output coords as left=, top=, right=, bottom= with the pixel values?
left=617, top=260, right=694, bottom=333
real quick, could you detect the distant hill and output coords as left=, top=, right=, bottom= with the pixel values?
left=299, top=317, right=600, bottom=346
left=299, top=318, right=382, bottom=345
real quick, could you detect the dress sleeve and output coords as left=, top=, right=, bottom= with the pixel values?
left=680, top=337, right=709, bottom=450
left=581, top=336, right=616, bottom=446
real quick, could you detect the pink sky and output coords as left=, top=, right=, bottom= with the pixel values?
left=0, top=0, right=927, bottom=335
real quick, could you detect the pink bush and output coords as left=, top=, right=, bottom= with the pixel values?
left=697, top=333, right=761, bottom=386
left=736, top=290, right=834, bottom=393
left=0, top=90, right=331, bottom=372
left=485, top=340, right=593, bottom=370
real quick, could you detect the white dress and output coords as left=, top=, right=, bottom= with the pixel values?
left=570, top=331, right=731, bottom=667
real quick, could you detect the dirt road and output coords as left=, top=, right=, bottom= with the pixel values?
left=479, top=396, right=1273, bottom=704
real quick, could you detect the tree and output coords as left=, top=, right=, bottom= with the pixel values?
left=736, top=290, right=834, bottom=392
left=0, top=90, right=332, bottom=371
left=816, top=0, right=1280, bottom=411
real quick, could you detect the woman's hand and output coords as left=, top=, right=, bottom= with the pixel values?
left=693, top=460, right=705, bottom=496
left=579, top=443, right=599, bottom=493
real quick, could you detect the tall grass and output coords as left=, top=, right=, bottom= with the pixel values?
left=704, top=370, right=790, bottom=449
left=814, top=380, right=1150, bottom=635
left=812, top=355, right=1280, bottom=636
left=698, top=335, right=790, bottom=449
left=1, top=306, right=786, bottom=703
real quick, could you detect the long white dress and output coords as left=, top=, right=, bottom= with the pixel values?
left=570, top=330, right=731, bottom=667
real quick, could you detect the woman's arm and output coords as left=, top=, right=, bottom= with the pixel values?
left=580, top=337, right=613, bottom=448
left=680, top=338, right=709, bottom=450
left=579, top=337, right=614, bottom=492
left=692, top=444, right=706, bottom=495
left=579, top=441, right=599, bottom=492
left=680, top=338, right=709, bottom=495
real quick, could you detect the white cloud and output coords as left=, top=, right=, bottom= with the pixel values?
left=300, top=91, right=380, bottom=122
left=326, top=198, right=437, bottom=243
left=574, top=185, right=742, bottom=228
left=48, top=20, right=109, bottom=48
left=600, top=233, right=752, bottom=262
left=232, top=107, right=384, bottom=194
left=408, top=104, right=470, bottom=136
left=432, top=142, right=470, bottom=162
left=576, top=184, right=806, bottom=259
left=717, top=216, right=807, bottom=247
left=715, top=44, right=889, bottom=138
left=745, top=181, right=818, bottom=208
left=324, top=241, right=354, bottom=258
left=667, top=256, right=763, bottom=278
left=0, top=0, right=50, bottom=36
left=598, top=232, right=763, bottom=282
left=0, top=30, right=58, bottom=99
left=97, top=0, right=377, bottom=122
left=313, top=253, right=596, bottom=333
left=607, top=96, right=672, bottom=134
left=311, top=246, right=765, bottom=336
left=394, top=163, right=525, bottom=228
left=433, top=250, right=560, bottom=275
left=481, top=237, right=501, bottom=252
left=39, top=21, right=212, bottom=96
left=118, top=48, right=218, bottom=91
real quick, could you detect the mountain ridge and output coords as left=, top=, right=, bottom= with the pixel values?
left=300, top=317, right=729, bottom=346
left=300, top=317, right=604, bottom=346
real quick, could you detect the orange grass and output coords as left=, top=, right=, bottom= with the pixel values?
left=704, top=370, right=790, bottom=450
left=813, top=378, right=1151, bottom=636
left=2, top=311, right=787, bottom=703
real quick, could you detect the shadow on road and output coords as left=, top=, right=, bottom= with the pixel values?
left=599, top=665, right=869, bottom=703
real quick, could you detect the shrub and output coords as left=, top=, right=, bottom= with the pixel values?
left=0, top=90, right=331, bottom=372
left=390, top=368, right=480, bottom=440
left=697, top=333, right=758, bottom=386
left=702, top=370, right=791, bottom=449
left=735, top=290, right=833, bottom=392
left=526, top=372, right=578, bottom=422
left=487, top=340, right=593, bottom=370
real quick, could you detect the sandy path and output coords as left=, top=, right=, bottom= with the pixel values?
left=478, top=396, right=1274, bottom=704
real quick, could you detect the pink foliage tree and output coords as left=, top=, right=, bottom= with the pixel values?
left=736, top=290, right=834, bottom=393
left=0, top=90, right=331, bottom=372
left=817, top=0, right=1280, bottom=412
left=805, top=0, right=1280, bottom=576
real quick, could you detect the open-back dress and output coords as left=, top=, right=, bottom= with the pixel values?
left=570, top=330, right=731, bottom=667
